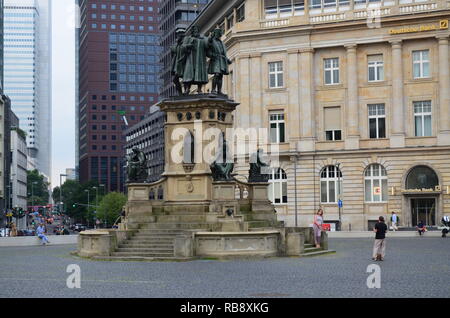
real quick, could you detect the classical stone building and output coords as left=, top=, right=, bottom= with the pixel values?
left=193, top=0, right=450, bottom=230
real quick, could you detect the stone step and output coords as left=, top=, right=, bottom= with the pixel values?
left=92, top=256, right=190, bottom=262
left=300, top=250, right=336, bottom=257
left=133, top=233, right=179, bottom=238
left=304, top=247, right=322, bottom=253
left=247, top=221, right=272, bottom=228
left=128, top=239, right=175, bottom=244
left=119, top=242, right=173, bottom=248
left=140, top=223, right=217, bottom=230
left=112, top=252, right=174, bottom=257
left=116, top=248, right=174, bottom=253
left=136, top=229, right=187, bottom=234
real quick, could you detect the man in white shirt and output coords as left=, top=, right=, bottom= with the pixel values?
left=390, top=211, right=399, bottom=231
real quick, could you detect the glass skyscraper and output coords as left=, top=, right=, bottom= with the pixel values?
left=3, top=0, right=52, bottom=179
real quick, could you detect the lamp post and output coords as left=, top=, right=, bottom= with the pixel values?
left=92, top=186, right=98, bottom=228
left=31, top=181, right=38, bottom=211
left=336, top=163, right=342, bottom=231
left=84, top=189, right=90, bottom=228
left=59, top=174, right=67, bottom=214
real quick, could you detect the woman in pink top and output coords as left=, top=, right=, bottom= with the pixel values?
left=313, top=209, right=324, bottom=249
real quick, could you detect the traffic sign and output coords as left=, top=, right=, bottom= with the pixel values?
left=338, top=199, right=343, bottom=208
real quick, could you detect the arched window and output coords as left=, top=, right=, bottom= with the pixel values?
left=320, top=165, right=342, bottom=203
left=406, top=165, right=439, bottom=190
left=269, top=168, right=287, bottom=204
left=364, top=164, right=388, bottom=202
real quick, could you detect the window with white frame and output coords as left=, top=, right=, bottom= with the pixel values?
left=269, top=61, right=284, bottom=88
left=324, top=58, right=339, bottom=85
left=320, top=165, right=342, bottom=203
left=414, top=101, right=432, bottom=137
left=368, top=104, right=386, bottom=139
left=324, top=106, right=342, bottom=141
left=364, top=164, right=388, bottom=202
left=264, top=0, right=305, bottom=19
left=269, top=112, right=286, bottom=143
left=412, top=50, right=430, bottom=79
left=368, top=55, right=384, bottom=82
left=269, top=168, right=288, bottom=204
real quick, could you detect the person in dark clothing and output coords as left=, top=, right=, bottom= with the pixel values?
left=417, top=221, right=426, bottom=236
left=372, top=216, right=388, bottom=261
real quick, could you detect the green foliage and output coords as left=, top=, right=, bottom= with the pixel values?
left=97, top=192, right=127, bottom=227
left=27, top=170, right=50, bottom=206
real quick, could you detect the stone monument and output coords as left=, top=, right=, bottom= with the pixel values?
left=77, top=25, right=333, bottom=260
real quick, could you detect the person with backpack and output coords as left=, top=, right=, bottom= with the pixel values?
left=372, top=216, right=388, bottom=261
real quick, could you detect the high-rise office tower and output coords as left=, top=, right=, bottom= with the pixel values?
left=77, top=0, right=161, bottom=192
left=159, top=0, right=210, bottom=98
left=3, top=0, right=52, bottom=180
left=0, top=0, right=4, bottom=91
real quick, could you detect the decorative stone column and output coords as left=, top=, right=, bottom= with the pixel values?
left=299, top=47, right=316, bottom=152
left=345, top=44, right=360, bottom=149
left=238, top=54, right=251, bottom=129
left=390, top=40, right=406, bottom=148
left=287, top=49, right=301, bottom=151
left=437, top=35, right=450, bottom=145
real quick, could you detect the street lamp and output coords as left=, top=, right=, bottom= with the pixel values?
left=92, top=186, right=98, bottom=229
left=99, top=184, right=106, bottom=228
left=31, top=181, right=38, bottom=210
left=59, top=174, right=67, bottom=214
left=84, top=189, right=90, bottom=228
left=336, top=163, right=342, bottom=231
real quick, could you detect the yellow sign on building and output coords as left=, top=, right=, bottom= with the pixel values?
left=389, top=20, right=448, bottom=34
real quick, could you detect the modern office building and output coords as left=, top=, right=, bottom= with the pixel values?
left=66, top=168, right=77, bottom=181
left=2, top=0, right=52, bottom=180
left=10, top=111, right=28, bottom=211
left=77, top=0, right=162, bottom=192
left=193, top=0, right=450, bottom=230
left=0, top=0, right=4, bottom=91
left=124, top=105, right=165, bottom=183
left=159, top=0, right=210, bottom=98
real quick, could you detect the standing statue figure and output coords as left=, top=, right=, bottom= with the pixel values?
left=171, top=28, right=187, bottom=96
left=248, top=149, right=270, bottom=183
left=126, top=148, right=148, bottom=183
left=207, top=28, right=232, bottom=95
left=210, top=134, right=234, bottom=181
left=182, top=26, right=209, bottom=94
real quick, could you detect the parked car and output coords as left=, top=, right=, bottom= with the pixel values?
left=73, top=224, right=87, bottom=232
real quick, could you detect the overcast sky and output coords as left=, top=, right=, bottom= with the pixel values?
left=51, top=0, right=76, bottom=188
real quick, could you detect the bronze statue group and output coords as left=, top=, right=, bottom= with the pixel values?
left=171, top=26, right=232, bottom=96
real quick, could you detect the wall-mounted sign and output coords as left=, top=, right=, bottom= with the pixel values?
left=374, top=187, right=381, bottom=195
left=389, top=20, right=448, bottom=35
left=401, top=185, right=442, bottom=193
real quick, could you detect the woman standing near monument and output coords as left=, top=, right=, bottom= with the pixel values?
left=313, top=209, right=324, bottom=249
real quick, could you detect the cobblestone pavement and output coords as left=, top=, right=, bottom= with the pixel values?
left=0, top=238, right=448, bottom=298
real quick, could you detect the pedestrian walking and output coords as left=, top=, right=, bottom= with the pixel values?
left=313, top=208, right=324, bottom=249
left=390, top=211, right=399, bottom=231
left=442, top=216, right=449, bottom=238
left=36, top=223, right=50, bottom=245
left=372, top=216, right=387, bottom=261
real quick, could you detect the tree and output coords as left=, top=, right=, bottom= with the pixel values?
left=27, top=170, right=50, bottom=207
left=97, top=192, right=127, bottom=227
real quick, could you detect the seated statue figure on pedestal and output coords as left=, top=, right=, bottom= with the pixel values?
left=248, top=149, right=270, bottom=183
left=126, top=148, right=148, bottom=183
left=210, top=136, right=234, bottom=182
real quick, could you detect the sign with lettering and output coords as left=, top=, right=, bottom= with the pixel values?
left=374, top=187, right=381, bottom=195
left=389, top=20, right=448, bottom=35
left=401, top=185, right=442, bottom=193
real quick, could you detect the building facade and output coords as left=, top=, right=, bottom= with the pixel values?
left=77, top=0, right=161, bottom=192
left=159, top=0, right=210, bottom=99
left=194, top=0, right=450, bottom=230
left=10, top=111, right=28, bottom=211
left=3, top=0, right=52, bottom=180
left=124, top=105, right=165, bottom=183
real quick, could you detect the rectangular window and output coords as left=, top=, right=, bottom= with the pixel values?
left=413, top=50, right=430, bottom=79
left=269, top=112, right=286, bottom=143
left=368, top=55, right=384, bottom=82
left=268, top=61, right=283, bottom=88
left=324, top=107, right=342, bottom=141
left=324, top=58, right=339, bottom=85
left=368, top=104, right=386, bottom=139
left=414, top=101, right=432, bottom=137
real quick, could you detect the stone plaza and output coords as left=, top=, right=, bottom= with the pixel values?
left=1, top=237, right=449, bottom=298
